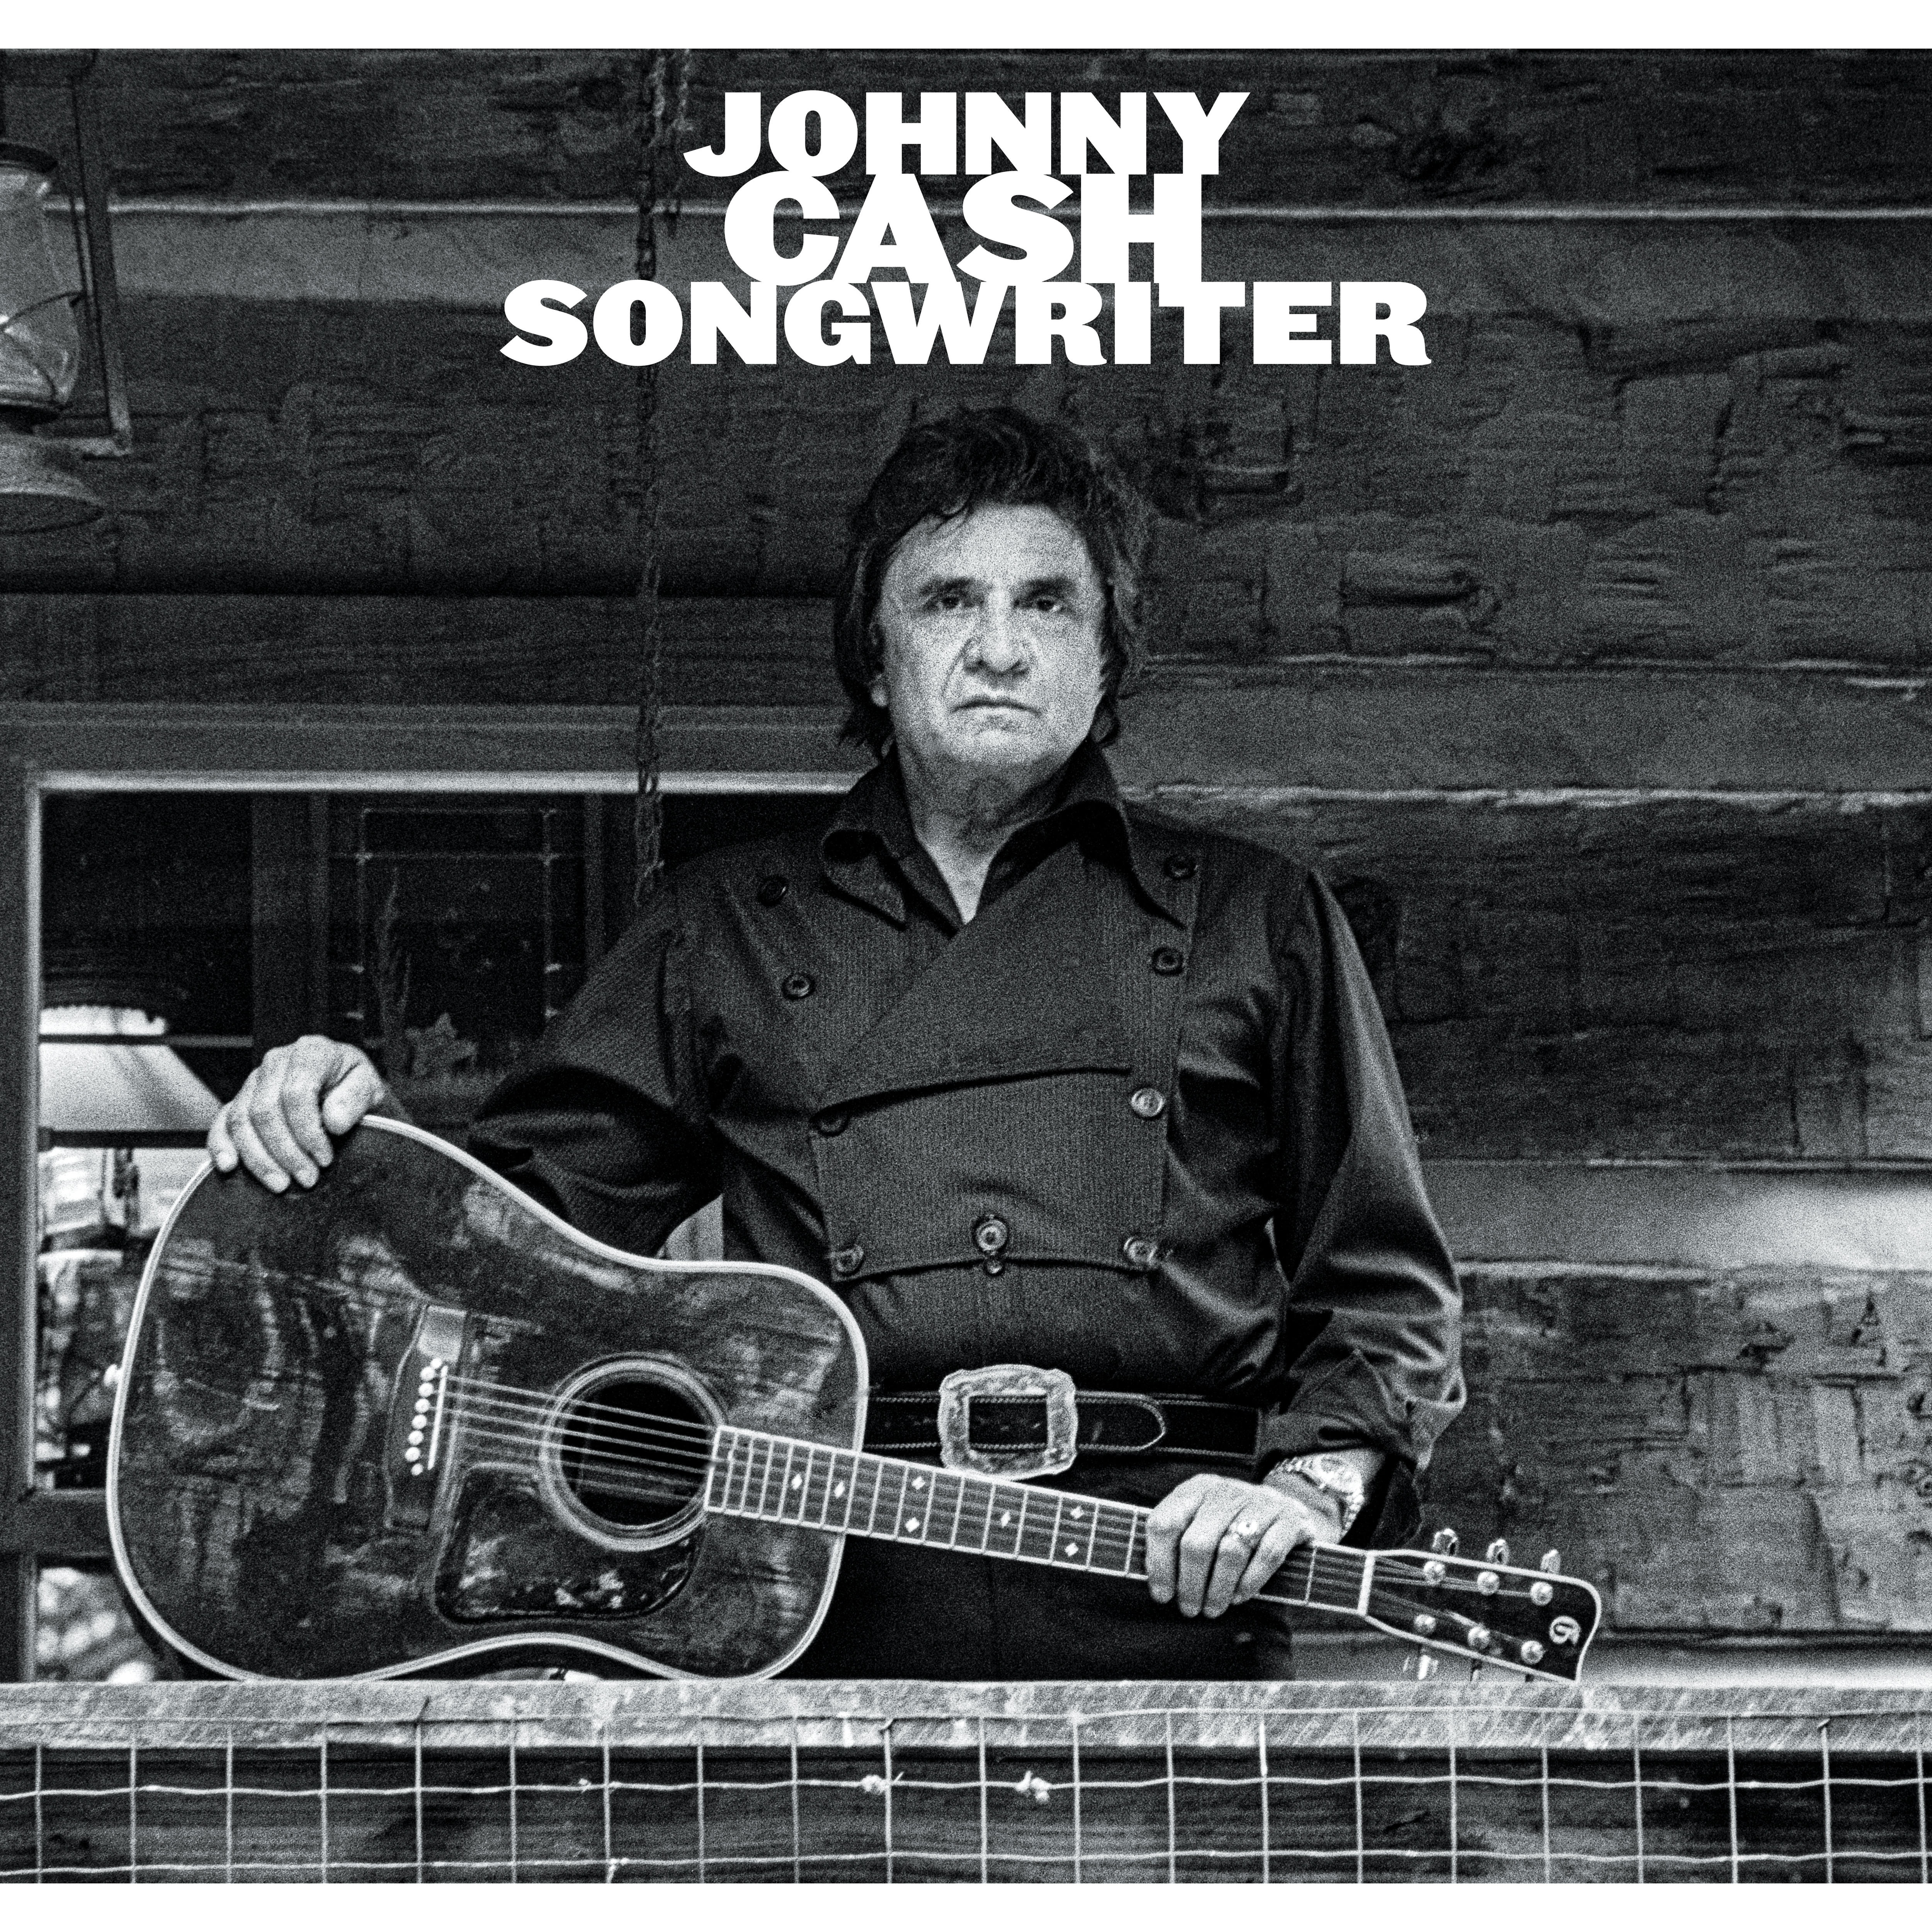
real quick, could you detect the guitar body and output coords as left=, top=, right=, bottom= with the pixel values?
left=109, top=1118, right=867, bottom=1680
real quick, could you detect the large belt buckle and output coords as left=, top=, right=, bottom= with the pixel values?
left=936, top=1363, right=1078, bottom=1481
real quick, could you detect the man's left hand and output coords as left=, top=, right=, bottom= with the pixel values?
left=1144, top=1474, right=1342, bottom=1620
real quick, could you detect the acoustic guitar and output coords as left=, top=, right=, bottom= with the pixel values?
left=109, top=1118, right=1601, bottom=1683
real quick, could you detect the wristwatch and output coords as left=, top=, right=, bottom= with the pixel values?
left=1266, top=1453, right=1367, bottom=1537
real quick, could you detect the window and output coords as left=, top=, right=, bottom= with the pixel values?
left=0, top=707, right=858, bottom=1678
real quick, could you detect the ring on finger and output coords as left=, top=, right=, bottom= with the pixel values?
left=1231, top=1517, right=1263, bottom=1540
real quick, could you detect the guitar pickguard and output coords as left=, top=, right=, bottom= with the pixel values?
left=435, top=1473, right=700, bottom=1622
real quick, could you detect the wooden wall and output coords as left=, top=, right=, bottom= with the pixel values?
left=5, top=49, right=1932, bottom=1663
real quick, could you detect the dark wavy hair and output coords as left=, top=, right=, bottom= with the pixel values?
left=832, top=407, right=1151, bottom=759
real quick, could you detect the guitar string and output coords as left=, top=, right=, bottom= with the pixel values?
left=425, top=1391, right=1544, bottom=1602
left=257, top=1344, right=1518, bottom=1608
left=446, top=1395, right=1487, bottom=1588
left=143, top=1257, right=1563, bottom=1574
left=432, top=1370, right=1551, bottom=1593
left=426, top=1404, right=1476, bottom=1608
left=138, top=1268, right=1553, bottom=1611
left=433, top=1396, right=1371, bottom=1575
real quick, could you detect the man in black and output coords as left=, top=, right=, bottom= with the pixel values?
left=209, top=407, right=1463, bottom=1679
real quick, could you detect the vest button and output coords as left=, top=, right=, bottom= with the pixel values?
left=973, top=1213, right=1010, bottom=1257
left=1128, top=1085, right=1167, bottom=1119
left=1163, top=853, right=1198, bottom=881
left=1150, top=946, right=1185, bottom=976
left=1122, top=1235, right=1162, bottom=1271
left=781, top=972, right=816, bottom=1000
left=830, top=1243, right=865, bottom=1279
left=813, top=1109, right=848, bottom=1137
left=757, top=874, right=789, bottom=907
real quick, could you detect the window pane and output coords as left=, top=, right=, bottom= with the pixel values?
left=29, top=786, right=833, bottom=1495
left=327, top=794, right=589, bottom=1129
left=36, top=795, right=252, bottom=1491
left=36, top=1566, right=166, bottom=1683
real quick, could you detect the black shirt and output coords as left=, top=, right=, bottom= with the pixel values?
left=468, top=742, right=1464, bottom=1500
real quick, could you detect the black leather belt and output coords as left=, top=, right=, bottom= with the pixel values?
left=866, top=1389, right=1260, bottom=1465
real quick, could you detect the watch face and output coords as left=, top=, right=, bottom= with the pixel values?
left=1274, top=1457, right=1367, bottom=1533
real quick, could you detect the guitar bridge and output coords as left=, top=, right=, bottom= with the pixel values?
left=384, top=1303, right=467, bottom=1532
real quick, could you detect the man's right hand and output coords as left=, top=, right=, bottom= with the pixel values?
left=208, top=1035, right=390, bottom=1192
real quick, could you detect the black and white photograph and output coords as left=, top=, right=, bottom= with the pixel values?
left=0, top=17, right=1930, bottom=1886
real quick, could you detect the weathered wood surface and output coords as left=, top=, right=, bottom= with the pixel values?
left=0, top=1742, right=1919, bottom=1882
left=1432, top=1163, right=1932, bottom=1274
left=5, top=278, right=1932, bottom=671
left=1, top=1683, right=1927, bottom=1883
left=0, top=701, right=858, bottom=782
left=11, top=50, right=1932, bottom=209
left=1435, top=1266, right=1932, bottom=1637
left=3, top=1676, right=1927, bottom=1752
left=0, top=595, right=829, bottom=707
left=1161, top=791, right=1932, bottom=1163
left=18, top=611, right=1932, bottom=797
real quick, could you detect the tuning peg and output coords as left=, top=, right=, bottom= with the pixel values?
left=1540, top=1549, right=1561, bottom=1574
left=1484, top=1538, right=1511, bottom=1565
left=1430, top=1527, right=1459, bottom=1556
left=1416, top=1653, right=1438, bottom=1680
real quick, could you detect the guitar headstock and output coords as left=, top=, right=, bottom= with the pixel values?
left=1364, top=1532, right=1602, bottom=1682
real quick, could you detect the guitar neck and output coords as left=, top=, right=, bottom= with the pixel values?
left=705, top=1426, right=1368, bottom=1618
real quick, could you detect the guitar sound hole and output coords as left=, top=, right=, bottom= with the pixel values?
left=556, top=1375, right=711, bottom=1532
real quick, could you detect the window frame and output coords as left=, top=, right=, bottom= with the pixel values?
left=0, top=701, right=857, bottom=1680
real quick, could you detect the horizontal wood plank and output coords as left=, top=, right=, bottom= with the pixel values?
left=14, top=613, right=1932, bottom=794
left=2, top=274, right=1929, bottom=675
left=1430, top=1163, right=1932, bottom=1271
left=1439, top=1264, right=1932, bottom=1637
left=0, top=1675, right=1924, bottom=1752
left=1163, top=790, right=1932, bottom=1162
left=0, top=595, right=832, bottom=708
left=10, top=51, right=1932, bottom=209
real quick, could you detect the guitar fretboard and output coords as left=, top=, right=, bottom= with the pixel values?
left=704, top=1426, right=1367, bottom=1614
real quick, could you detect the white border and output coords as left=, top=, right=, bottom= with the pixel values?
left=106, top=1114, right=871, bottom=1683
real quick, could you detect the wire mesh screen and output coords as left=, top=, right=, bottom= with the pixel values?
left=1, top=1683, right=1927, bottom=1883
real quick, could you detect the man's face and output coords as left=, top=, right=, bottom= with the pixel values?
left=871, top=503, right=1107, bottom=798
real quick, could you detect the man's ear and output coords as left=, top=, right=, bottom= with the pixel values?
left=869, top=678, right=888, bottom=709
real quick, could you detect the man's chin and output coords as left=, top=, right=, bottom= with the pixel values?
left=947, top=719, right=1061, bottom=765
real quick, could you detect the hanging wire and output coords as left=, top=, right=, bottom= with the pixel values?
left=632, top=49, right=691, bottom=909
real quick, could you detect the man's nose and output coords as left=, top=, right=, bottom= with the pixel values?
left=967, top=600, right=1028, bottom=673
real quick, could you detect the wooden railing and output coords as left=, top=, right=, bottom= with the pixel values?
left=1, top=1681, right=1927, bottom=1883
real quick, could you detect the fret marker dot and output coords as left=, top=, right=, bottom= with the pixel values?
left=790, top=1475, right=803, bottom=1490
left=905, top=1517, right=920, bottom=1532
left=912, top=1477, right=925, bottom=1491
left=1064, top=1542, right=1078, bottom=1556
left=1070, top=1507, right=1083, bottom=1519
left=833, top=1482, right=845, bottom=1498
left=1000, top=1512, right=1012, bottom=1526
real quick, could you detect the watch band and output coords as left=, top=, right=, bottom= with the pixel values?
left=1268, top=1453, right=1367, bottom=1537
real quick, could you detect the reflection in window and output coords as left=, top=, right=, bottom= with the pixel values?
left=327, top=797, right=587, bottom=1129
left=36, top=1567, right=162, bottom=1683
left=31, top=788, right=830, bottom=1508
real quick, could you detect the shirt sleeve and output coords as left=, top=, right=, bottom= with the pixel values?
left=463, top=872, right=723, bottom=1256
left=1260, top=868, right=1466, bottom=1532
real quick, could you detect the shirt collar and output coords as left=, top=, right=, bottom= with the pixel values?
left=820, top=742, right=1187, bottom=926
